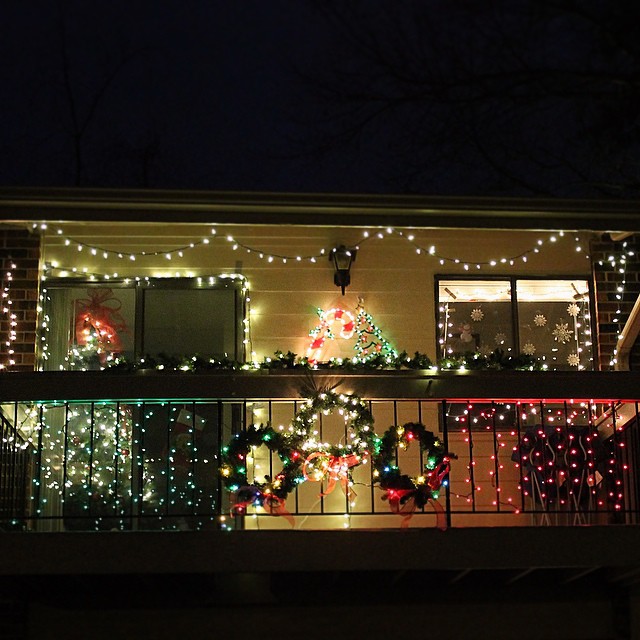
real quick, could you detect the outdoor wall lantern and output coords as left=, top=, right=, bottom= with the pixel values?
left=330, top=245, right=357, bottom=295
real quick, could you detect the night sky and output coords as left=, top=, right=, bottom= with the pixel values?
left=0, top=1, right=638, bottom=198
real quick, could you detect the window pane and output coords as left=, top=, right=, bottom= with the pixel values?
left=142, top=288, right=239, bottom=359
left=516, top=279, right=593, bottom=370
left=44, top=286, right=135, bottom=370
left=438, top=280, right=513, bottom=357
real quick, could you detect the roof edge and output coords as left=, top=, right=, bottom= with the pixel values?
left=0, top=187, right=639, bottom=231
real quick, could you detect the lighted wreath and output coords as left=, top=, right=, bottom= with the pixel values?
left=221, top=391, right=376, bottom=520
left=294, top=390, right=377, bottom=499
left=373, top=422, right=455, bottom=527
left=220, top=424, right=304, bottom=522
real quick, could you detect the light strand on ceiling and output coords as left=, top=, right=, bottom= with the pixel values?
left=40, top=223, right=585, bottom=272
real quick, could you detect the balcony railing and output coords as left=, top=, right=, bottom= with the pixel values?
left=1, top=370, right=639, bottom=531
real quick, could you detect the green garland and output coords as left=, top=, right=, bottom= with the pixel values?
left=291, top=390, right=376, bottom=456
left=373, top=422, right=454, bottom=508
left=220, top=395, right=460, bottom=526
left=220, top=424, right=304, bottom=503
left=100, top=348, right=541, bottom=373
left=221, top=391, right=377, bottom=516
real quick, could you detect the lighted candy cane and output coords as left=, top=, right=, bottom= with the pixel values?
left=306, top=307, right=356, bottom=364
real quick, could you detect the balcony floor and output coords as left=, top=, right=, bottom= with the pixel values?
left=1, top=527, right=640, bottom=639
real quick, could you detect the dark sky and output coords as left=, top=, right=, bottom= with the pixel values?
left=0, top=1, right=638, bottom=197
left=0, top=2, right=323, bottom=189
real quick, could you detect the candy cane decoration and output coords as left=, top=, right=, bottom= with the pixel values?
left=306, top=307, right=356, bottom=364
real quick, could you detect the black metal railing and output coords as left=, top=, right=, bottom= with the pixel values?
left=0, top=370, right=639, bottom=531
left=0, top=409, right=32, bottom=530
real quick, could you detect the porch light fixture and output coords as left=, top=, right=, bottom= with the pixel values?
left=330, top=245, right=357, bottom=295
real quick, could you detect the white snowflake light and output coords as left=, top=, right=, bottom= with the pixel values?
left=567, top=353, right=580, bottom=367
left=567, top=303, right=580, bottom=317
left=470, top=308, right=484, bottom=322
left=552, top=322, right=573, bottom=344
left=522, top=342, right=536, bottom=356
left=494, top=332, right=507, bottom=345
left=533, top=314, right=547, bottom=327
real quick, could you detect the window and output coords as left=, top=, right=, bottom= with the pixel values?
left=41, top=278, right=246, bottom=370
left=437, top=277, right=594, bottom=370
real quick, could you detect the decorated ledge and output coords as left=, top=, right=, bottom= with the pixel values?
left=58, top=348, right=542, bottom=374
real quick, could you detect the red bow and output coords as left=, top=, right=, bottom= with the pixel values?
left=231, top=486, right=294, bottom=527
left=427, top=459, right=451, bottom=492
left=303, top=451, right=364, bottom=500
left=382, top=489, right=447, bottom=530
left=74, top=289, right=129, bottom=358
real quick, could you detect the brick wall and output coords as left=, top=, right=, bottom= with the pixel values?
left=0, top=229, right=41, bottom=371
left=590, top=234, right=640, bottom=371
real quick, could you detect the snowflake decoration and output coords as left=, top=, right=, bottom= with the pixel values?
left=567, top=353, right=580, bottom=367
left=533, top=314, right=547, bottom=327
left=470, top=307, right=484, bottom=322
left=567, top=303, right=580, bottom=317
left=522, top=342, right=536, bottom=356
left=494, top=332, right=507, bottom=345
left=552, top=322, right=573, bottom=344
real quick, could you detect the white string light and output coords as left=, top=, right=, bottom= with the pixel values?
left=603, top=240, right=633, bottom=368
left=37, top=265, right=255, bottom=370
left=1, top=261, right=17, bottom=369
left=41, top=225, right=585, bottom=272
left=394, top=228, right=588, bottom=268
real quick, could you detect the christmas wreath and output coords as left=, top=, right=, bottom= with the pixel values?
left=292, top=390, right=375, bottom=452
left=293, top=390, right=376, bottom=499
left=221, top=391, right=376, bottom=519
left=373, top=422, right=455, bottom=527
left=220, top=424, right=303, bottom=521
left=221, top=394, right=457, bottom=527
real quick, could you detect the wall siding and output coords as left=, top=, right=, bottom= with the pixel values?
left=39, top=224, right=593, bottom=364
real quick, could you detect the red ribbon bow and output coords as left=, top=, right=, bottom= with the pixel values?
left=382, top=458, right=451, bottom=529
left=303, top=451, right=364, bottom=500
left=427, top=459, right=451, bottom=492
left=382, top=489, right=447, bottom=530
left=231, top=486, right=295, bottom=527
left=74, top=289, right=129, bottom=358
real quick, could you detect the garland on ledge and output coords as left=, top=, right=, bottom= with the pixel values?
left=220, top=391, right=456, bottom=528
left=75, top=348, right=541, bottom=373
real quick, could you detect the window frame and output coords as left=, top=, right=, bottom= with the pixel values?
left=434, top=274, right=597, bottom=369
left=41, top=277, right=247, bottom=368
